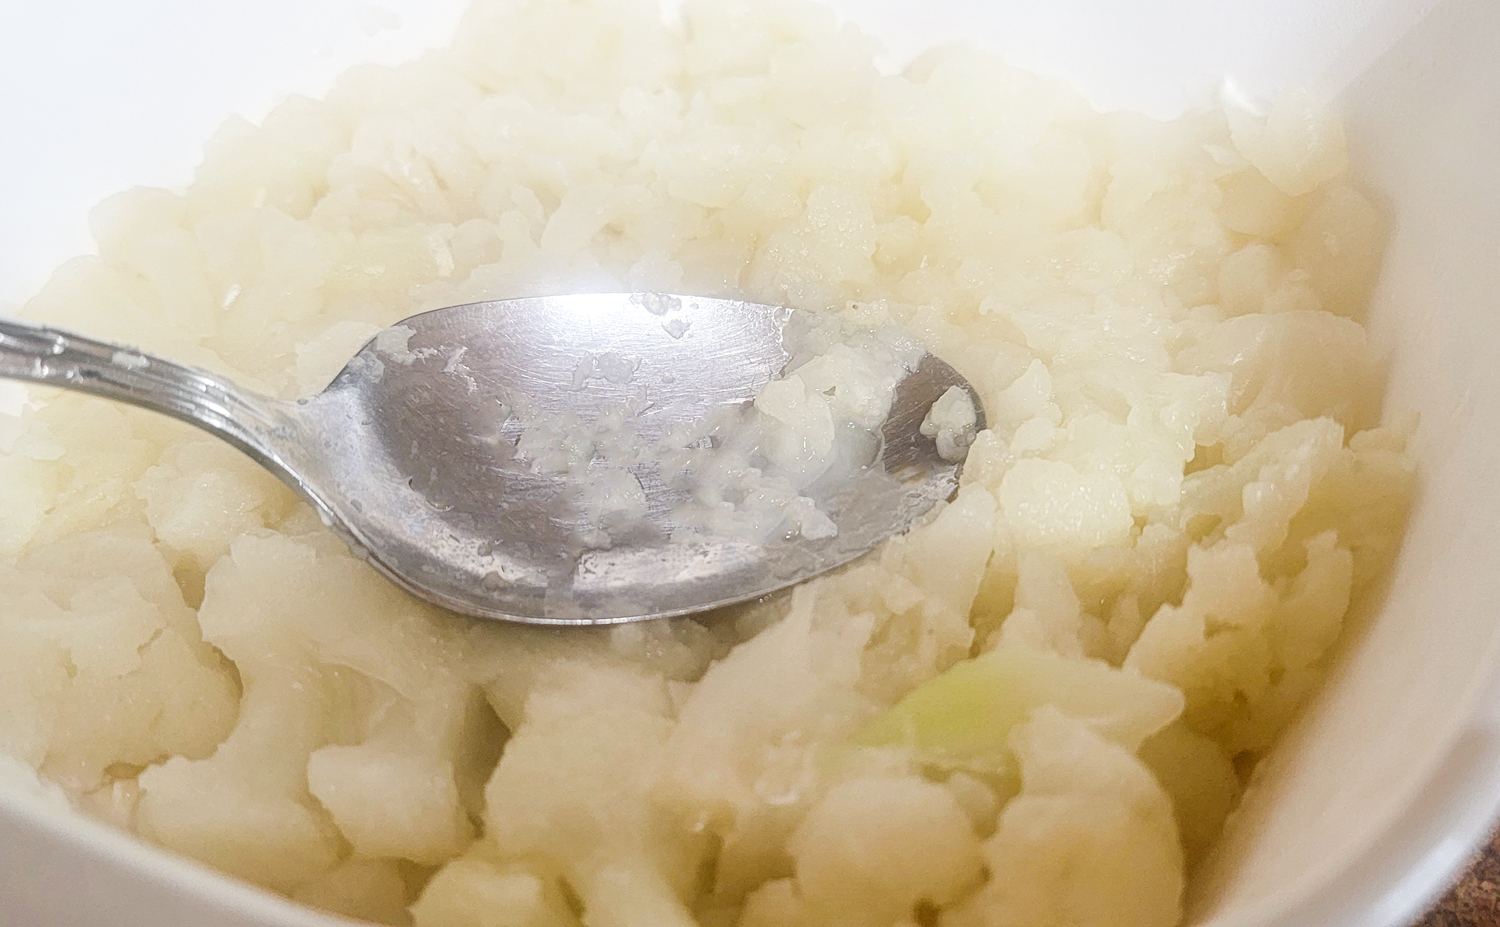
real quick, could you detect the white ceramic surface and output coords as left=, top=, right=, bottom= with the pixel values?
left=2, top=1, right=1498, bottom=926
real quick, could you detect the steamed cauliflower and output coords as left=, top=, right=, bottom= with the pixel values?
left=944, top=709, right=1184, bottom=927
left=0, top=0, right=1412, bottom=925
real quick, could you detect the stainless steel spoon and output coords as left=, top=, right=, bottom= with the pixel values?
left=0, top=294, right=983, bottom=625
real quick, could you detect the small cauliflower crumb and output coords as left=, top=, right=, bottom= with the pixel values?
left=922, top=385, right=979, bottom=461
left=373, top=325, right=423, bottom=364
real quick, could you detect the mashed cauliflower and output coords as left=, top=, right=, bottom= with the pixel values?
left=0, top=1, right=1413, bottom=926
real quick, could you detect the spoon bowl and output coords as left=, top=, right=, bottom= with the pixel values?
left=0, top=294, right=982, bottom=624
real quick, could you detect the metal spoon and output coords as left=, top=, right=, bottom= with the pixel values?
left=0, top=294, right=982, bottom=625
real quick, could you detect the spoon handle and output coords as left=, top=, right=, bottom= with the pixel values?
left=0, top=316, right=295, bottom=469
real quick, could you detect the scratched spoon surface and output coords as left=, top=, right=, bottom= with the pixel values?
left=0, top=294, right=983, bottom=625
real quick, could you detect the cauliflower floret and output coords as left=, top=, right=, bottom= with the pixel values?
left=754, top=374, right=838, bottom=482
left=664, top=589, right=875, bottom=900
left=0, top=526, right=237, bottom=793
left=943, top=708, right=1183, bottom=927
left=1227, top=90, right=1348, bottom=197
left=786, top=776, right=985, bottom=927
left=293, top=320, right=386, bottom=395
left=1137, top=722, right=1241, bottom=865
left=1179, top=314, right=1378, bottom=456
left=921, top=385, right=979, bottom=461
left=999, top=458, right=1134, bottom=550
left=306, top=746, right=472, bottom=864
left=857, top=484, right=998, bottom=701
left=135, top=669, right=348, bottom=892
left=135, top=436, right=296, bottom=574
left=411, top=852, right=580, bottom=927
left=483, top=661, right=700, bottom=927
left=139, top=527, right=481, bottom=889
left=1288, top=183, right=1385, bottom=318
left=0, top=398, right=159, bottom=556
left=991, top=552, right=1088, bottom=658
left=293, top=858, right=412, bottom=925
left=1125, top=531, right=1354, bottom=753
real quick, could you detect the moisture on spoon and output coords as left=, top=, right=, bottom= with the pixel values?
left=0, top=293, right=982, bottom=625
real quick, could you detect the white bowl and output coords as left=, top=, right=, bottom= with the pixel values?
left=2, top=1, right=1499, bottom=925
